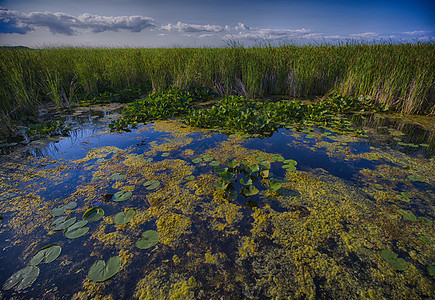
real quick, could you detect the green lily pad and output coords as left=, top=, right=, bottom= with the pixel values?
left=213, top=180, right=229, bottom=191
left=239, top=177, right=253, bottom=186
left=3, top=266, right=40, bottom=291
left=185, top=175, right=195, bottom=181
left=428, top=264, right=435, bottom=279
left=96, top=158, right=106, bottom=163
left=64, top=220, right=89, bottom=239
left=113, top=209, right=136, bottom=225
left=83, top=207, right=104, bottom=222
left=113, top=191, right=132, bottom=202
left=397, top=209, right=417, bottom=221
left=88, top=256, right=122, bottom=282
left=271, top=155, right=284, bottom=162
left=306, top=135, right=314, bottom=139
left=283, top=159, right=297, bottom=166
left=111, top=173, right=126, bottom=180
left=227, top=159, right=239, bottom=168
left=418, top=236, right=431, bottom=244
left=407, top=175, right=425, bottom=182
left=161, top=152, right=170, bottom=157
left=255, top=155, right=266, bottom=162
left=52, top=202, right=77, bottom=216
left=209, top=161, right=220, bottom=167
left=282, top=164, right=296, bottom=171
left=380, top=249, right=407, bottom=271
left=241, top=185, right=259, bottom=197
left=143, top=180, right=160, bottom=190
left=418, top=217, right=433, bottom=225
left=220, top=172, right=235, bottom=181
left=246, top=164, right=259, bottom=174
left=202, top=154, right=213, bottom=162
left=265, top=179, right=282, bottom=192
left=51, top=216, right=76, bottom=231
left=136, top=230, right=159, bottom=249
left=396, top=192, right=411, bottom=202
left=260, top=161, right=271, bottom=169
left=29, top=245, right=61, bottom=266
left=192, top=158, right=203, bottom=164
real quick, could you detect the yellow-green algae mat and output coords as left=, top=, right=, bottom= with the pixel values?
left=0, top=119, right=433, bottom=300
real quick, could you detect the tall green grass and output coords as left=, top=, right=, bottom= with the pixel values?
left=0, top=43, right=434, bottom=137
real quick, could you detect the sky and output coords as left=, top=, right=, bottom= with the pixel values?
left=0, top=0, right=434, bottom=48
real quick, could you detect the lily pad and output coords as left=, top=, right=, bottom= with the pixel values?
left=209, top=161, right=220, bottom=167
left=161, top=152, right=170, bottom=157
left=192, top=158, right=203, bottom=164
left=396, top=192, right=411, bottom=202
left=83, top=207, right=104, bottom=222
left=29, top=245, right=61, bottom=266
left=283, top=159, right=297, bottom=166
left=111, top=173, right=126, bottom=180
left=282, top=164, right=296, bottom=171
left=220, top=172, right=235, bottom=182
left=202, top=154, right=213, bottom=162
left=3, top=266, right=40, bottom=291
left=241, top=185, right=259, bottom=197
left=418, top=236, right=431, bottom=244
left=52, top=202, right=77, bottom=216
left=428, top=264, right=435, bottom=279
left=64, top=220, right=89, bottom=239
left=260, top=161, right=271, bottom=169
left=136, top=230, right=159, bottom=249
left=259, top=169, right=270, bottom=178
left=271, top=155, right=284, bottom=162
left=227, top=159, right=239, bottom=168
left=113, top=209, right=136, bottom=225
left=113, top=190, right=132, bottom=202
left=265, top=179, right=282, bottom=192
left=397, top=209, right=417, bottom=221
left=185, top=175, right=195, bottom=181
left=143, top=180, right=160, bottom=190
left=407, top=175, right=425, bottom=182
left=213, top=180, right=229, bottom=191
left=380, top=249, right=407, bottom=271
left=239, top=177, right=253, bottom=186
left=51, top=216, right=76, bottom=231
left=88, top=256, right=122, bottom=282
left=246, top=164, right=259, bottom=174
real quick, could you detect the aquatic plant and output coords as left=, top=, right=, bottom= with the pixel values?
left=397, top=209, right=417, bottom=221
left=380, top=249, right=408, bottom=271
left=50, top=216, right=76, bottom=231
left=113, top=209, right=136, bottom=225
left=82, top=207, right=104, bottom=222
left=143, top=180, right=160, bottom=190
left=52, top=201, right=77, bottom=217
left=88, top=256, right=122, bottom=282
left=110, top=173, right=126, bottom=180
left=29, top=245, right=61, bottom=266
left=136, top=230, right=159, bottom=249
left=26, top=120, right=71, bottom=137
left=3, top=266, right=39, bottom=291
left=113, top=191, right=132, bottom=202
left=64, top=220, right=89, bottom=239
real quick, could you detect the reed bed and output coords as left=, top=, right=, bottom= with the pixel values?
left=0, top=43, right=434, bottom=137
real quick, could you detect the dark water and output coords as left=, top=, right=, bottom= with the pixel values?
left=0, top=108, right=434, bottom=299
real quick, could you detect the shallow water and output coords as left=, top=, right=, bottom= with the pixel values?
left=0, top=106, right=434, bottom=299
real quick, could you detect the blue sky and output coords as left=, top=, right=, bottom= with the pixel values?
left=0, top=0, right=434, bottom=47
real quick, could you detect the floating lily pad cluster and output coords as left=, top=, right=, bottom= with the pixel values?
left=380, top=249, right=407, bottom=271
left=3, top=244, right=61, bottom=291
left=212, top=155, right=292, bottom=201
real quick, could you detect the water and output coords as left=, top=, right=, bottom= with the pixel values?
left=0, top=107, right=434, bottom=299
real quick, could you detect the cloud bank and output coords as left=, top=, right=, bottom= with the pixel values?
left=0, top=8, right=156, bottom=35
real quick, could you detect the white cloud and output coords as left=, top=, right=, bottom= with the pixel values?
left=224, top=28, right=315, bottom=41
left=0, top=8, right=156, bottom=35
left=161, top=21, right=230, bottom=33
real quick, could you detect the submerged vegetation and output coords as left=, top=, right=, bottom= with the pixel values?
left=1, top=43, right=434, bottom=137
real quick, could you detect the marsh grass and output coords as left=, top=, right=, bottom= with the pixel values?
left=0, top=43, right=434, bottom=137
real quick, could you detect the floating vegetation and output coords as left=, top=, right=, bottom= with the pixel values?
left=29, top=245, right=61, bottom=266
left=111, top=173, right=126, bottom=180
left=143, top=180, right=160, bottom=190
left=3, top=266, right=40, bottom=291
left=82, top=207, right=104, bottom=222
left=136, top=230, right=159, bottom=249
left=407, top=174, right=425, bottom=182
left=397, top=209, right=417, bottom=221
left=50, top=216, right=76, bottom=231
left=52, top=202, right=77, bottom=217
left=26, top=120, right=70, bottom=137
left=113, top=191, right=132, bottom=202
left=380, top=250, right=408, bottom=271
left=64, top=220, right=89, bottom=239
left=192, top=158, right=203, bottom=164
left=88, top=256, right=122, bottom=282
left=113, top=209, right=136, bottom=225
